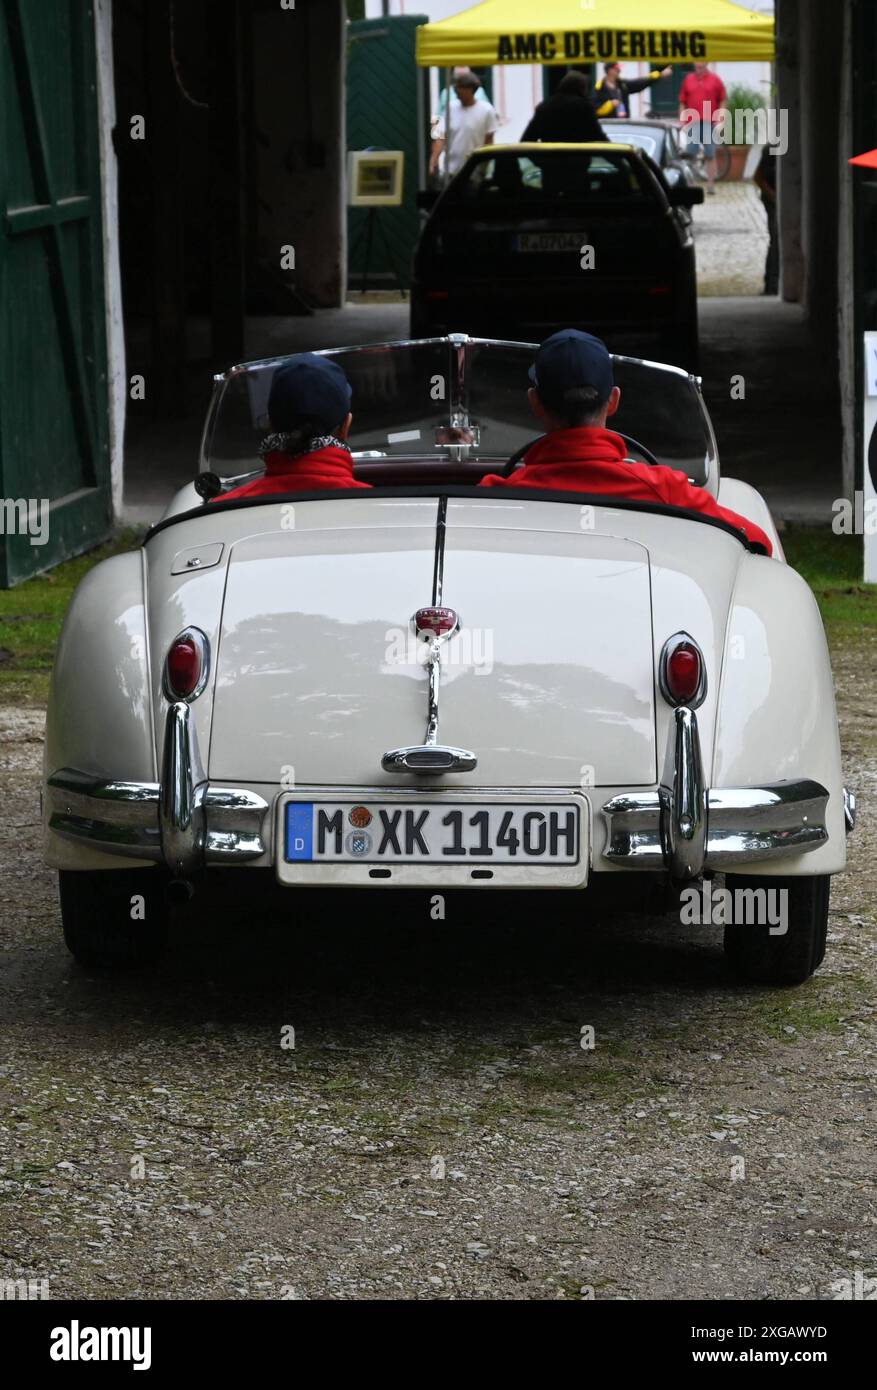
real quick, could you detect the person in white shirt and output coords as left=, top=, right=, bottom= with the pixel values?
left=435, top=66, right=490, bottom=118
left=429, top=71, right=497, bottom=179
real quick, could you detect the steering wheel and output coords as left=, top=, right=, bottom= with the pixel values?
left=496, top=430, right=662, bottom=477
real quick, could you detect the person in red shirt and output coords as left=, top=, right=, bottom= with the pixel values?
left=678, top=62, right=728, bottom=195
left=478, top=330, right=773, bottom=556
left=216, top=353, right=370, bottom=502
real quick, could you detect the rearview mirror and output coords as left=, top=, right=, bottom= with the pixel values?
left=669, top=185, right=705, bottom=207
left=417, top=189, right=440, bottom=211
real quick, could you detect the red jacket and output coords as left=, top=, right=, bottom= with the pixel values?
left=216, top=446, right=370, bottom=501
left=479, top=428, right=773, bottom=555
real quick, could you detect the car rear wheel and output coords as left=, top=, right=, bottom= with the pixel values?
left=722, top=873, right=829, bottom=986
left=59, top=868, right=169, bottom=969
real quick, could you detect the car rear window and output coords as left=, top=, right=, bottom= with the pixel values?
left=603, top=127, right=663, bottom=162
left=448, top=149, right=660, bottom=207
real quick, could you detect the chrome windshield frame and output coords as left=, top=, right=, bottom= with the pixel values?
left=198, top=335, right=718, bottom=489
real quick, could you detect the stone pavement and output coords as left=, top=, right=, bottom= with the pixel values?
left=693, top=180, right=771, bottom=298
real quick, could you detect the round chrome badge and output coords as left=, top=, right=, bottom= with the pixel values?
left=345, top=830, right=372, bottom=857
left=348, top=805, right=372, bottom=828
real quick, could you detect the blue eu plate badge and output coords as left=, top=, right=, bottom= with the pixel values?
left=286, top=803, right=313, bottom=861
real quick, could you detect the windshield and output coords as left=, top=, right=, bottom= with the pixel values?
left=446, top=148, right=659, bottom=207
left=202, top=337, right=717, bottom=487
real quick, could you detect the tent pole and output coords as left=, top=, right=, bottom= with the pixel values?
left=444, top=66, right=452, bottom=187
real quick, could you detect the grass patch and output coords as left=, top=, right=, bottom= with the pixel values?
left=782, top=527, right=877, bottom=638
left=747, top=972, right=867, bottom=1041
left=0, top=529, right=144, bottom=705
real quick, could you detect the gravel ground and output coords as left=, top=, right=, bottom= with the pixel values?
left=1, top=633, right=875, bottom=1302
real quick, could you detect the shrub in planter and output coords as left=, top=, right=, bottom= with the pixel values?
left=719, top=84, right=769, bottom=180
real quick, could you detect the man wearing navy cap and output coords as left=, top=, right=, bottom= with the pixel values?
left=217, top=353, right=370, bottom=501
left=478, top=330, right=773, bottom=555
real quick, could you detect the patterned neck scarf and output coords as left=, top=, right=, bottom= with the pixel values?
left=259, top=432, right=351, bottom=460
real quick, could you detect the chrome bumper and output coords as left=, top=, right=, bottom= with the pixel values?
left=603, top=706, right=835, bottom=879
left=47, top=703, right=843, bottom=880
left=47, top=702, right=269, bottom=872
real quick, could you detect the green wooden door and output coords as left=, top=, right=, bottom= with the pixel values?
left=652, top=64, right=693, bottom=116
left=347, top=15, right=429, bottom=290
left=0, top=0, right=112, bottom=586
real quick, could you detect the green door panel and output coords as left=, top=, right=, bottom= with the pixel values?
left=347, top=15, right=429, bottom=290
left=0, top=0, right=112, bottom=586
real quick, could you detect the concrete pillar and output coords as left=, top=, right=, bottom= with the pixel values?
left=800, top=0, right=842, bottom=340
left=777, top=0, right=842, bottom=332
left=838, top=0, right=857, bottom=501
left=775, top=0, right=804, bottom=302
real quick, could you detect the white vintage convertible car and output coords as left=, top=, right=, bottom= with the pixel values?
left=43, top=336, right=853, bottom=982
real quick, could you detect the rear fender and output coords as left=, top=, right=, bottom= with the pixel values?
left=43, top=551, right=156, bottom=870
left=713, top=555, right=845, bottom=875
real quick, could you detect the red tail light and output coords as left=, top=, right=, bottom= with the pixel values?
left=164, top=629, right=209, bottom=701
left=660, top=634, right=705, bottom=708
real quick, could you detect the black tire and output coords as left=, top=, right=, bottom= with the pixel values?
left=723, top=874, right=830, bottom=986
left=59, top=868, right=169, bottom=969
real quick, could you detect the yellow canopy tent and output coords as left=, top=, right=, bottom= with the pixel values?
left=415, top=0, right=774, bottom=68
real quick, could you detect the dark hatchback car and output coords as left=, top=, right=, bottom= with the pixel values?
left=411, top=142, right=703, bottom=371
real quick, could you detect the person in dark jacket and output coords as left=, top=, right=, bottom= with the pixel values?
left=478, top=330, right=773, bottom=555
left=753, top=144, right=779, bottom=295
left=593, top=61, right=672, bottom=119
left=521, top=70, right=606, bottom=144
left=217, top=354, right=370, bottom=501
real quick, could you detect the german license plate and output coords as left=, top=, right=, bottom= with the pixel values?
left=515, top=231, right=584, bottom=253
left=276, top=794, right=587, bottom=886
left=285, top=799, right=579, bottom=864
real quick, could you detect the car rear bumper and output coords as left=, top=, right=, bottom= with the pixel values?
left=411, top=278, right=693, bottom=339
left=45, top=705, right=845, bottom=881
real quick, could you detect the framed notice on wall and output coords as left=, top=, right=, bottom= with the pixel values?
left=347, top=150, right=405, bottom=207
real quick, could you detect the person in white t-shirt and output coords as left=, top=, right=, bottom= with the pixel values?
left=435, top=66, right=490, bottom=118
left=429, top=72, right=497, bottom=179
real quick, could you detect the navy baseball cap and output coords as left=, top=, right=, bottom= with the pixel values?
left=268, top=354, right=352, bottom=433
left=529, top=330, right=614, bottom=409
